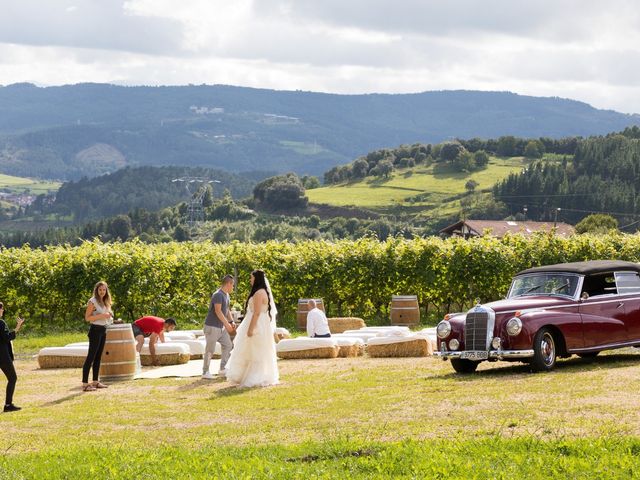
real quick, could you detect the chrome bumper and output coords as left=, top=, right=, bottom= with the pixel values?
left=435, top=349, right=535, bottom=360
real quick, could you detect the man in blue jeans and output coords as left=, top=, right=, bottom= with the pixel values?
left=202, top=275, right=236, bottom=379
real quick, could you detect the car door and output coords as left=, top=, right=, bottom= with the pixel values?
left=614, top=271, right=640, bottom=341
left=579, top=272, right=628, bottom=347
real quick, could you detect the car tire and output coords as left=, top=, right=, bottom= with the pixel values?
left=451, top=358, right=479, bottom=374
left=531, top=327, right=557, bottom=372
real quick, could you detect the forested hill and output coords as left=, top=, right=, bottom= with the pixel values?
left=1, top=83, right=639, bottom=180
left=493, top=127, right=640, bottom=224
left=29, top=165, right=262, bottom=221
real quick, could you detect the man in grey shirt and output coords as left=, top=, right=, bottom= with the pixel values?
left=202, top=275, right=235, bottom=379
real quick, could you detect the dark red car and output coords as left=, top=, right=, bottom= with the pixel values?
left=436, top=260, right=640, bottom=373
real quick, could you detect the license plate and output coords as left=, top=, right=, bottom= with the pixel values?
left=460, top=351, right=488, bottom=360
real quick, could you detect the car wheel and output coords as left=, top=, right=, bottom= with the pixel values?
left=531, top=327, right=557, bottom=372
left=451, top=358, right=480, bottom=374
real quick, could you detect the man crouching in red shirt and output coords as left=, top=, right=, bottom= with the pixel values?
left=132, top=316, right=177, bottom=366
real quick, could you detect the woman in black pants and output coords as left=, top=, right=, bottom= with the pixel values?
left=0, top=301, right=25, bottom=412
left=82, top=281, right=113, bottom=392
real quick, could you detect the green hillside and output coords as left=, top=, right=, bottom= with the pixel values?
left=307, top=155, right=527, bottom=213
left=0, top=173, right=60, bottom=194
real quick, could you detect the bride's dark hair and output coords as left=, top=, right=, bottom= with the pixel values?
left=245, top=269, right=273, bottom=318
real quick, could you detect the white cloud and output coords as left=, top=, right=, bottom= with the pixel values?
left=0, top=0, right=639, bottom=113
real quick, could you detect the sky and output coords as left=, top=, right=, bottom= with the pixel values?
left=1, top=0, right=640, bottom=113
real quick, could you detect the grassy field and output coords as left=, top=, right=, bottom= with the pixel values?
left=2, top=333, right=640, bottom=478
left=307, top=156, right=526, bottom=212
left=0, top=173, right=60, bottom=194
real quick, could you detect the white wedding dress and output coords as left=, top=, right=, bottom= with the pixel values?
left=225, top=296, right=279, bottom=387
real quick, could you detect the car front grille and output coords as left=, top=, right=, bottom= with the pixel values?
left=465, top=309, right=489, bottom=350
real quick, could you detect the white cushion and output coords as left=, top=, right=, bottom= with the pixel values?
left=276, top=338, right=337, bottom=353
left=375, top=328, right=411, bottom=337
left=65, top=342, right=89, bottom=347
left=165, top=331, right=196, bottom=340
left=183, top=329, right=204, bottom=337
left=165, top=338, right=206, bottom=355
left=38, top=346, right=89, bottom=356
left=275, top=327, right=290, bottom=336
left=333, top=332, right=378, bottom=341
left=360, top=326, right=411, bottom=333
left=333, top=337, right=363, bottom=347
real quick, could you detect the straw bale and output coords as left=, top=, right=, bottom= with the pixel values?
left=328, top=317, right=366, bottom=334
left=140, top=352, right=190, bottom=366
left=367, top=338, right=431, bottom=358
left=337, top=344, right=359, bottom=358
left=38, top=355, right=86, bottom=369
left=277, top=346, right=339, bottom=360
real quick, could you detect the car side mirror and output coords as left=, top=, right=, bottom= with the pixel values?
left=581, top=292, right=589, bottom=300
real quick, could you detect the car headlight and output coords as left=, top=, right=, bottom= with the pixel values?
left=449, top=338, right=460, bottom=351
left=491, top=337, right=501, bottom=349
left=506, top=317, right=523, bottom=336
left=437, top=320, right=452, bottom=339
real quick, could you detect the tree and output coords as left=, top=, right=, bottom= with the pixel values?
left=497, top=136, right=517, bottom=157
left=440, top=141, right=466, bottom=162
left=301, top=175, right=321, bottom=189
left=452, top=151, right=476, bottom=172
left=376, top=159, right=394, bottom=178
left=465, top=180, right=479, bottom=193
left=474, top=150, right=490, bottom=168
left=351, top=158, right=369, bottom=179
left=524, top=140, right=544, bottom=159
left=109, top=215, right=132, bottom=240
left=253, top=173, right=308, bottom=211
left=173, top=224, right=191, bottom=241
left=575, top=214, right=618, bottom=234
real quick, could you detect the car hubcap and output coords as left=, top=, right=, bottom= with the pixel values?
left=541, top=333, right=555, bottom=366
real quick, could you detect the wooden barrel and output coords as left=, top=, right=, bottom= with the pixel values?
left=296, top=298, right=325, bottom=329
left=390, top=295, right=420, bottom=326
left=100, top=324, right=137, bottom=382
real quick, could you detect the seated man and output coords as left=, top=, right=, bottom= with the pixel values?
left=132, top=316, right=177, bottom=366
left=306, top=299, right=331, bottom=338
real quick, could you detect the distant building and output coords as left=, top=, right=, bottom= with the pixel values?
left=439, top=219, right=575, bottom=239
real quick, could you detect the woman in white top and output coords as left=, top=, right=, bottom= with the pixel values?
left=81, top=281, right=113, bottom=391
left=225, top=270, right=279, bottom=388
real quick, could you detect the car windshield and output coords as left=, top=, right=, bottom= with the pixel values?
left=508, top=273, right=580, bottom=298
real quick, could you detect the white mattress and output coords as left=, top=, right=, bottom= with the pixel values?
left=165, top=338, right=206, bottom=355
left=38, top=346, right=88, bottom=357
left=275, top=327, right=290, bottom=336
left=276, top=338, right=337, bottom=353
left=164, top=331, right=196, bottom=340
left=333, top=332, right=378, bottom=342
left=333, top=337, right=363, bottom=347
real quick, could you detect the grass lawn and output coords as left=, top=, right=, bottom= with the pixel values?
left=3, top=334, right=640, bottom=478
left=0, top=173, right=60, bottom=194
left=306, top=157, right=526, bottom=212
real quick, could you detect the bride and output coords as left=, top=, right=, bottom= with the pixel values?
left=225, top=269, right=279, bottom=387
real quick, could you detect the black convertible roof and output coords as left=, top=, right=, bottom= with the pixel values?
left=517, top=260, right=640, bottom=276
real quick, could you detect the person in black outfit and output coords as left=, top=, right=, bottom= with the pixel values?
left=82, top=281, right=113, bottom=392
left=0, top=301, right=25, bottom=413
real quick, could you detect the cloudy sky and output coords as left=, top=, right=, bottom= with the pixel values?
left=1, top=0, right=639, bottom=113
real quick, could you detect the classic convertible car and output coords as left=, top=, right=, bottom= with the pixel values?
left=436, top=260, right=640, bottom=373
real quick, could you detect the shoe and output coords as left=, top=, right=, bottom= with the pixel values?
left=93, top=382, right=109, bottom=389
left=217, top=369, right=227, bottom=376
left=3, top=404, right=21, bottom=413
left=201, top=373, right=215, bottom=380
left=82, top=384, right=97, bottom=392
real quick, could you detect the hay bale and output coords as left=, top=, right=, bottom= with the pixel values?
left=276, top=338, right=338, bottom=359
left=140, top=352, right=191, bottom=366
left=37, top=346, right=88, bottom=369
left=335, top=337, right=363, bottom=358
left=277, top=347, right=339, bottom=359
left=140, top=343, right=191, bottom=365
left=328, top=317, right=366, bottom=334
left=367, top=336, right=431, bottom=358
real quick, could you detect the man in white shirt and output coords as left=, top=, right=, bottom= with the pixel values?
left=306, top=299, right=331, bottom=338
